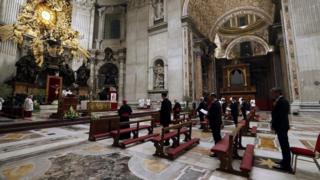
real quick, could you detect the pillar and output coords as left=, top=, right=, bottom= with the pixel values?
left=118, top=49, right=126, bottom=102
left=194, top=42, right=203, bottom=100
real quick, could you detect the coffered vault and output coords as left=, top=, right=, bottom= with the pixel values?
left=183, top=0, right=275, bottom=41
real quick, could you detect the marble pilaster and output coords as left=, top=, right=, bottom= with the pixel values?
left=0, top=0, right=26, bottom=84
left=194, top=43, right=203, bottom=100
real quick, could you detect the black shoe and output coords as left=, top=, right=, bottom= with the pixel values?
left=272, top=164, right=293, bottom=173
left=274, top=160, right=282, bottom=165
left=163, top=142, right=170, bottom=146
left=210, top=153, right=217, bottom=158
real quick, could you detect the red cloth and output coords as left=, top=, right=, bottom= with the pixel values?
left=24, top=111, right=32, bottom=117
left=121, top=113, right=130, bottom=117
left=290, top=147, right=315, bottom=157
left=47, top=76, right=62, bottom=103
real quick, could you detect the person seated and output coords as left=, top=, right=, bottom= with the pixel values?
left=118, top=100, right=132, bottom=140
left=173, top=99, right=181, bottom=120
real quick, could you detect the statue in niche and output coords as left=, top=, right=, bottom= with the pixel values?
left=153, top=61, right=164, bottom=89
left=59, top=63, right=75, bottom=87
left=104, top=47, right=114, bottom=61
left=76, top=63, right=90, bottom=87
left=15, top=49, right=39, bottom=84
left=152, top=0, right=164, bottom=21
left=104, top=68, right=117, bottom=86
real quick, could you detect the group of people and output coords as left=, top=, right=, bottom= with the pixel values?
left=118, top=88, right=292, bottom=173
left=197, top=96, right=253, bottom=129
left=196, top=88, right=292, bottom=172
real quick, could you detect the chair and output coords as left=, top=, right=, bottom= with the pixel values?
left=290, top=133, right=320, bottom=173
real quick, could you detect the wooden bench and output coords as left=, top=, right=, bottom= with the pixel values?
left=200, top=118, right=210, bottom=132
left=172, top=112, right=190, bottom=124
left=88, top=111, right=160, bottom=141
left=239, top=119, right=257, bottom=137
left=151, top=121, right=200, bottom=159
left=210, top=123, right=254, bottom=178
left=89, top=115, right=119, bottom=141
left=110, top=117, right=158, bottom=148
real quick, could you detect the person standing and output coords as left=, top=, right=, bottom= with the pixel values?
left=270, top=88, right=292, bottom=172
left=241, top=98, right=250, bottom=120
left=221, top=98, right=227, bottom=115
left=173, top=99, right=181, bottom=120
left=197, top=97, right=207, bottom=129
left=230, top=97, right=239, bottom=127
left=160, top=92, right=172, bottom=146
left=0, top=97, right=4, bottom=111
left=208, top=93, right=222, bottom=156
left=24, top=95, right=34, bottom=118
left=118, top=100, right=133, bottom=140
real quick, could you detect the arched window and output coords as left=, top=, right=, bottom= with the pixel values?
left=230, top=69, right=244, bottom=86
left=153, top=59, right=165, bottom=89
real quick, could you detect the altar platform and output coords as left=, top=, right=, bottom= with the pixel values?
left=0, top=107, right=160, bottom=134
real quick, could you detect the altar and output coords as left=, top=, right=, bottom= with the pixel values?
left=220, top=64, right=256, bottom=100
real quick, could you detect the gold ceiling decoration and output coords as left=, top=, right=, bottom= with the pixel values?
left=186, top=0, right=274, bottom=39
left=0, top=0, right=90, bottom=67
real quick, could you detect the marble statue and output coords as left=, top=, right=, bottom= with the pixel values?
left=152, top=0, right=164, bottom=21
left=104, top=48, right=114, bottom=61
left=76, top=63, right=90, bottom=87
left=59, top=63, right=75, bottom=87
left=154, top=62, right=164, bottom=89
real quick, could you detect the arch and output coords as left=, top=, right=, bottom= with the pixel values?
left=182, top=0, right=190, bottom=17
left=224, top=35, right=270, bottom=59
left=209, top=6, right=273, bottom=40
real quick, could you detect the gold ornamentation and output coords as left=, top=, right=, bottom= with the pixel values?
left=257, top=158, right=276, bottom=169
left=0, top=0, right=89, bottom=67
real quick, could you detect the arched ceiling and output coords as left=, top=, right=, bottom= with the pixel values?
left=185, top=0, right=275, bottom=40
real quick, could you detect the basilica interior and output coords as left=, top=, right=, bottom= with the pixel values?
left=0, top=0, right=319, bottom=180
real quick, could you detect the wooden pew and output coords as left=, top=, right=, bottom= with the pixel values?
left=200, top=118, right=210, bottom=132
left=89, top=115, right=118, bottom=141
left=151, top=121, right=200, bottom=159
left=210, top=123, right=254, bottom=178
left=110, top=117, right=158, bottom=148
left=172, top=112, right=189, bottom=124
left=240, top=111, right=257, bottom=137
left=88, top=111, right=160, bottom=141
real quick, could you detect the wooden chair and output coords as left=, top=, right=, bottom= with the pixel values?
left=290, top=133, right=320, bottom=173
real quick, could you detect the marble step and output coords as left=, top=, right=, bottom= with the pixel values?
left=0, top=137, right=87, bottom=164
left=40, top=104, right=58, bottom=110
left=300, top=104, right=320, bottom=112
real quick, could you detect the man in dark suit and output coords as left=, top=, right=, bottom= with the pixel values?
left=230, top=97, right=239, bottom=127
left=197, top=97, right=207, bottom=129
left=118, top=100, right=133, bottom=139
left=160, top=92, right=172, bottom=146
left=270, top=87, right=292, bottom=172
left=208, top=93, right=222, bottom=149
left=241, top=98, right=250, bottom=120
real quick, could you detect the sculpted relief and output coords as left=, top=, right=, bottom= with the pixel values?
left=153, top=60, right=164, bottom=89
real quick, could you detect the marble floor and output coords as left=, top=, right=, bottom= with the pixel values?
left=0, top=112, right=319, bottom=180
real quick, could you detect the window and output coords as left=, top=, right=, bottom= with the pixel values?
left=239, top=16, right=248, bottom=26
left=240, top=41, right=252, bottom=57
left=104, top=14, right=121, bottom=39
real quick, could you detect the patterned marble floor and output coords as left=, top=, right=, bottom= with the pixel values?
left=0, top=111, right=319, bottom=180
